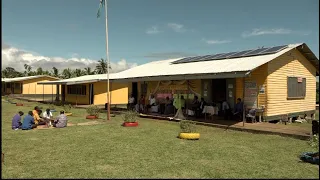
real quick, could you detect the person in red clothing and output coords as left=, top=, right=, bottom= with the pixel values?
left=138, top=95, right=146, bottom=113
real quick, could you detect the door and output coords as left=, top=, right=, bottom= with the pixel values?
left=89, top=84, right=94, bottom=105
left=211, top=79, right=227, bottom=102
left=132, top=82, right=138, bottom=104
left=226, top=78, right=236, bottom=110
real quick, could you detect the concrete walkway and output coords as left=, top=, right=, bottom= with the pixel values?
left=139, top=113, right=312, bottom=140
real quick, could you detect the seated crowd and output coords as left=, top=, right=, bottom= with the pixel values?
left=11, top=106, right=68, bottom=130
left=128, top=93, right=246, bottom=121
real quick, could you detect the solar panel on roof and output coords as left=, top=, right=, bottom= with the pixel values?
left=242, top=47, right=269, bottom=56
left=215, top=51, right=238, bottom=59
left=204, top=53, right=226, bottom=60
left=258, top=45, right=287, bottom=54
left=171, top=44, right=289, bottom=64
left=228, top=49, right=255, bottom=58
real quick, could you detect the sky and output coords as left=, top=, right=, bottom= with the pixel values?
left=2, top=0, right=319, bottom=73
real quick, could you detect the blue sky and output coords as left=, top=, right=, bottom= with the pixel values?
left=2, top=0, right=319, bottom=70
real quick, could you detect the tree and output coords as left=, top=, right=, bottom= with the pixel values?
left=2, top=67, right=23, bottom=78
left=74, top=69, right=84, bottom=77
left=23, top=64, right=33, bottom=76
left=84, top=67, right=95, bottom=75
left=36, top=67, right=44, bottom=75
left=95, top=58, right=111, bottom=74
left=52, top=67, right=59, bottom=77
left=62, top=68, right=73, bottom=79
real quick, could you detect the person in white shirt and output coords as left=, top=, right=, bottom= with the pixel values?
left=222, top=100, right=231, bottom=120
left=146, top=94, right=157, bottom=111
left=128, top=94, right=135, bottom=110
left=149, top=95, right=156, bottom=106
left=43, top=109, right=53, bottom=126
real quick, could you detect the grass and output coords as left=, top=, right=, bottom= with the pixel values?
left=1, top=99, right=319, bottom=178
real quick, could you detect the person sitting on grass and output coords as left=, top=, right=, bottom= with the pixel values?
left=53, top=111, right=68, bottom=128
left=21, top=111, right=36, bottom=130
left=43, top=108, right=53, bottom=126
left=12, top=111, right=24, bottom=130
left=32, top=106, right=46, bottom=125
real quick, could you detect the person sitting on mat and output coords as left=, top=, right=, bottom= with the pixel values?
left=21, top=111, right=36, bottom=130
left=43, top=108, right=54, bottom=125
left=53, top=111, right=68, bottom=128
left=32, top=106, right=46, bottom=125
left=12, top=111, right=24, bottom=130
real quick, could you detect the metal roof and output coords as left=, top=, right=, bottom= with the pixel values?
left=2, top=75, right=60, bottom=83
left=38, top=43, right=319, bottom=85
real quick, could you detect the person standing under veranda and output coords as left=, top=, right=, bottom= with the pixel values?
left=128, top=94, right=135, bottom=110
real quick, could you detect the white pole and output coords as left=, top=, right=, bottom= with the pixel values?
left=105, top=0, right=111, bottom=120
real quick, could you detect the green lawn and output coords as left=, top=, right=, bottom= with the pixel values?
left=1, top=99, right=319, bottom=178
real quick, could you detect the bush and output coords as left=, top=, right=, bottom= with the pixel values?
left=86, top=105, right=100, bottom=117
left=309, top=134, right=319, bottom=151
left=180, top=120, right=197, bottom=133
left=63, top=104, right=72, bottom=113
left=122, top=110, right=138, bottom=123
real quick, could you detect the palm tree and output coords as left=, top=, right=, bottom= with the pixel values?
left=74, top=69, right=84, bottom=77
left=95, top=58, right=111, bottom=74
left=36, top=67, right=43, bottom=75
left=23, top=64, right=32, bottom=76
left=52, top=67, right=59, bottom=77
left=62, top=68, right=73, bottom=79
left=84, top=67, right=95, bottom=75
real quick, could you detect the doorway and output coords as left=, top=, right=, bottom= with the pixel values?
left=132, top=82, right=138, bottom=104
left=211, top=79, right=227, bottom=103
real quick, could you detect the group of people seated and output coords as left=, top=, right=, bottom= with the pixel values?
left=11, top=106, right=68, bottom=130
left=221, top=98, right=245, bottom=121
left=127, top=93, right=248, bottom=121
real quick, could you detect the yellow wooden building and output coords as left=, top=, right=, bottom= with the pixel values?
left=38, top=74, right=131, bottom=106
left=110, top=43, right=319, bottom=121
left=38, top=43, right=318, bottom=121
left=2, top=75, right=60, bottom=98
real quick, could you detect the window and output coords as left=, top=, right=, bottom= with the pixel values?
left=14, top=83, right=21, bottom=89
left=287, top=77, right=306, bottom=98
left=67, top=85, right=86, bottom=95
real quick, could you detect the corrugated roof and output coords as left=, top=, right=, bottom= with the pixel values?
left=38, top=43, right=319, bottom=85
left=101, top=43, right=302, bottom=80
left=2, top=75, right=60, bottom=83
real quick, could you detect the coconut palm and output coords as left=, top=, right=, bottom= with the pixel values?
left=95, top=58, right=111, bottom=74
left=84, top=67, right=95, bottom=75
left=62, top=68, right=73, bottom=79
left=74, top=69, right=84, bottom=77
left=23, top=64, right=32, bottom=76
left=52, top=67, right=59, bottom=77
left=36, top=67, right=44, bottom=75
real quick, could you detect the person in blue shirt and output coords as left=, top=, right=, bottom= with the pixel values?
left=12, top=111, right=24, bottom=130
left=21, top=111, right=36, bottom=130
left=233, top=98, right=244, bottom=121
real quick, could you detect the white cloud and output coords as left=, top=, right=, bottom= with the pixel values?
left=242, top=28, right=311, bottom=38
left=167, top=23, right=186, bottom=33
left=1, top=43, right=137, bottom=73
left=204, top=39, right=231, bottom=45
left=146, top=26, right=161, bottom=34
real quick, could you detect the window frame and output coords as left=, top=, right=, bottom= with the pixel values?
left=287, top=76, right=306, bottom=99
left=67, top=85, right=87, bottom=96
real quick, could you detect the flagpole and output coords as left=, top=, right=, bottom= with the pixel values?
left=104, top=0, right=111, bottom=120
